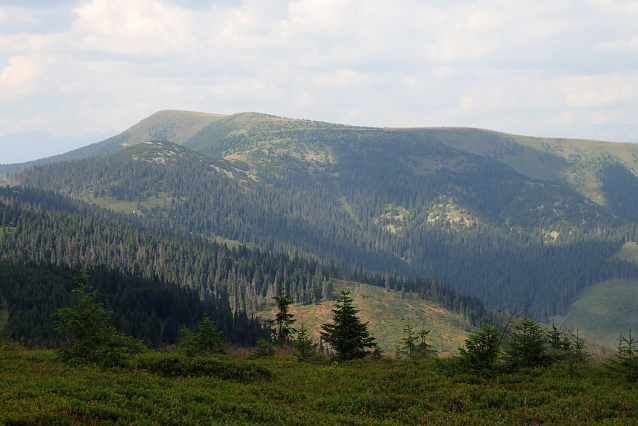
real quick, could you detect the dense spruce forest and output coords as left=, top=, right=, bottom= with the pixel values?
left=12, top=128, right=638, bottom=320
left=0, top=261, right=266, bottom=347
left=0, top=186, right=493, bottom=347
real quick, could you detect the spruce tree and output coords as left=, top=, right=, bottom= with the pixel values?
left=293, top=323, right=318, bottom=362
left=607, top=330, right=638, bottom=382
left=268, top=286, right=296, bottom=346
left=456, top=325, right=501, bottom=376
left=399, top=323, right=435, bottom=360
left=320, top=290, right=378, bottom=361
left=504, top=314, right=549, bottom=369
left=177, top=314, right=226, bottom=356
left=548, top=320, right=571, bottom=363
left=54, top=269, right=145, bottom=367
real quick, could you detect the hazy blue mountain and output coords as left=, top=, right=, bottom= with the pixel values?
left=0, top=130, right=64, bottom=164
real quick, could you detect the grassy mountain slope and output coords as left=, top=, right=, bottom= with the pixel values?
left=423, top=127, right=638, bottom=206
left=116, top=110, right=227, bottom=148
left=556, top=279, right=638, bottom=349
left=259, top=279, right=471, bottom=355
left=0, top=111, right=227, bottom=178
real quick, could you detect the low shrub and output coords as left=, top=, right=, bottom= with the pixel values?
left=131, top=353, right=272, bottom=383
left=250, top=338, right=275, bottom=358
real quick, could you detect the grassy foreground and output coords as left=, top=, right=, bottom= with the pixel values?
left=1, top=349, right=637, bottom=425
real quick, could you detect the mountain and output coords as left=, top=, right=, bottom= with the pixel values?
left=0, top=130, right=64, bottom=164
left=5, top=110, right=638, bottom=345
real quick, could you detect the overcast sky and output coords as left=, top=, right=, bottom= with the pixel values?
left=1, top=0, right=638, bottom=144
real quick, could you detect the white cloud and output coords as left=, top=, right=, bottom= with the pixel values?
left=71, top=0, right=194, bottom=57
left=597, top=34, right=638, bottom=52
left=562, top=72, right=637, bottom=108
left=0, top=55, right=47, bottom=97
left=0, top=0, right=637, bottom=143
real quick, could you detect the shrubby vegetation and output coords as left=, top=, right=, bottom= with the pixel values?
left=1, top=263, right=637, bottom=424
left=131, top=353, right=272, bottom=382
left=1, top=346, right=637, bottom=424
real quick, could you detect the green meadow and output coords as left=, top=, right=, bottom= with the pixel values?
left=1, top=349, right=637, bottom=425
left=557, top=278, right=638, bottom=348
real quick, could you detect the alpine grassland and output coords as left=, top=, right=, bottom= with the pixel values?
left=557, top=278, right=638, bottom=348
left=1, top=347, right=637, bottom=425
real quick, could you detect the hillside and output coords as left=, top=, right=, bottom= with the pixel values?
left=259, top=279, right=473, bottom=355
left=2, top=349, right=637, bottom=425
left=0, top=111, right=227, bottom=178
left=5, top=110, right=638, bottom=345
left=0, top=186, right=488, bottom=347
left=556, top=279, right=638, bottom=349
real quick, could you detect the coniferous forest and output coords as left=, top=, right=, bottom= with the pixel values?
left=0, top=185, right=493, bottom=348
left=10, top=125, right=638, bottom=319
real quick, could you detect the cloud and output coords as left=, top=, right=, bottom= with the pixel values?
left=0, top=0, right=637, bottom=143
left=0, top=55, right=47, bottom=97
left=597, top=34, right=638, bottom=52
left=71, top=0, right=194, bottom=57
left=562, top=72, right=637, bottom=108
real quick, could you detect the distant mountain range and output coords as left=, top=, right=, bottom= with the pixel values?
left=3, top=110, right=638, bottom=347
left=0, top=129, right=119, bottom=165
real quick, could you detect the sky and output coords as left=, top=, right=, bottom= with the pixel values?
left=1, top=0, right=638, bottom=148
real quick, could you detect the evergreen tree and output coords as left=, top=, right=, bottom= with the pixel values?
left=0, top=325, right=17, bottom=350
left=567, top=330, right=591, bottom=366
left=414, top=328, right=437, bottom=360
left=606, top=330, right=638, bottom=382
left=548, top=321, right=571, bottom=363
left=320, top=290, right=378, bottom=361
left=399, top=323, right=418, bottom=359
left=456, top=325, right=501, bottom=377
left=54, top=269, right=145, bottom=367
left=293, top=323, right=318, bottom=362
left=398, top=323, right=435, bottom=359
left=177, top=314, right=226, bottom=356
left=268, top=286, right=296, bottom=346
left=504, top=314, right=549, bottom=369
left=250, top=338, right=275, bottom=358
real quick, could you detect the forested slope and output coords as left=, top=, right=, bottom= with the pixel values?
left=11, top=119, right=638, bottom=320
left=0, top=261, right=266, bottom=347
left=0, top=187, right=490, bottom=344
